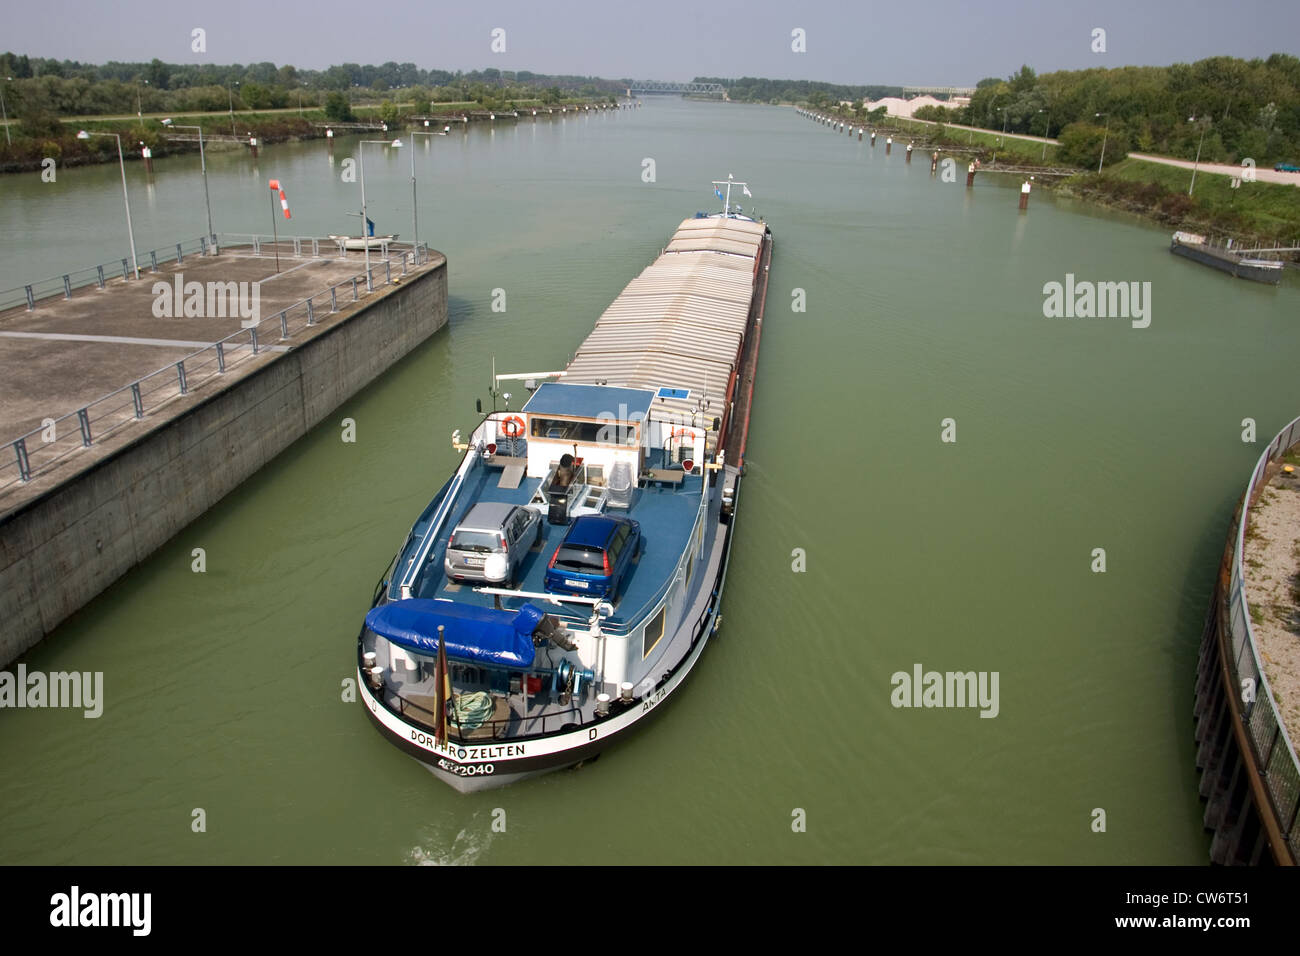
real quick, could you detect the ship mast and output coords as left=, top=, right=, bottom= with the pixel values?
left=711, top=172, right=750, bottom=219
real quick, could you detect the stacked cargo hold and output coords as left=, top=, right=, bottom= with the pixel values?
left=562, top=216, right=766, bottom=459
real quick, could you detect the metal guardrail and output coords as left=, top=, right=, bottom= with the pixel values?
left=0, top=236, right=215, bottom=313
left=1184, top=234, right=1295, bottom=261
left=0, top=233, right=372, bottom=314
left=0, top=237, right=431, bottom=494
left=391, top=686, right=585, bottom=742
left=1228, top=414, right=1300, bottom=859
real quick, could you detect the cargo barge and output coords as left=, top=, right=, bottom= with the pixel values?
left=356, top=178, right=773, bottom=790
left=1170, top=231, right=1284, bottom=284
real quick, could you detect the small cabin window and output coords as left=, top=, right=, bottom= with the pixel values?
left=642, top=606, right=666, bottom=658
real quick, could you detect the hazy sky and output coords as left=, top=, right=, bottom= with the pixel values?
left=7, top=0, right=1299, bottom=86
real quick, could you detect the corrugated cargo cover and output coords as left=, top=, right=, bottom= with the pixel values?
left=562, top=216, right=765, bottom=422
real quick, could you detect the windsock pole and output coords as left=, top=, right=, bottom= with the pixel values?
left=268, top=179, right=291, bottom=272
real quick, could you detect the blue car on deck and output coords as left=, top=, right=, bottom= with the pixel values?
left=545, top=515, right=642, bottom=600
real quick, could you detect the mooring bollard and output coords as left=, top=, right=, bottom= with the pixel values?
left=858, top=128, right=863, bottom=141
left=141, top=146, right=153, bottom=173
left=931, top=151, right=939, bottom=173
left=249, top=136, right=258, bottom=159
left=886, top=136, right=892, bottom=154
left=1020, top=180, right=1032, bottom=210
left=871, top=131, right=876, bottom=145
left=967, top=162, right=976, bottom=188
left=905, top=143, right=913, bottom=163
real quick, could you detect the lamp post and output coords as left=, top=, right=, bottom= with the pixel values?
left=408, top=124, right=439, bottom=249
left=1038, top=107, right=1051, bottom=161
left=2, top=76, right=12, bottom=146
left=76, top=130, right=139, bottom=279
left=228, top=80, right=239, bottom=137
left=136, top=78, right=148, bottom=119
left=358, top=138, right=402, bottom=291
left=1188, top=115, right=1210, bottom=196
left=161, top=119, right=215, bottom=248
left=1095, top=112, right=1110, bottom=173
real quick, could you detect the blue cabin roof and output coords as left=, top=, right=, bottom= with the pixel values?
left=522, top=383, right=655, bottom=421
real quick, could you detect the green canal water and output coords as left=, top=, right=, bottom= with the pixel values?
left=2, top=98, right=1297, bottom=864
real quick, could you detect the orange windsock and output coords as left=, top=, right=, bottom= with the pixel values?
left=268, top=179, right=291, bottom=219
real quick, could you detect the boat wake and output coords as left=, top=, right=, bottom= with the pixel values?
left=405, top=813, right=497, bottom=866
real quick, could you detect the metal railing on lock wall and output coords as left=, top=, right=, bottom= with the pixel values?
left=1222, top=414, right=1300, bottom=860
left=0, top=237, right=431, bottom=492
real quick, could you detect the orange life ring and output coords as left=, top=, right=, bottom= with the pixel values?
left=502, top=415, right=525, bottom=438
left=669, top=427, right=693, bottom=447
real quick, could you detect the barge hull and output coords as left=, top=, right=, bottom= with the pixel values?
left=1171, top=241, right=1283, bottom=284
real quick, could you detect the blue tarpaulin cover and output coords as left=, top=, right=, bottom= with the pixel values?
left=365, top=599, right=539, bottom=669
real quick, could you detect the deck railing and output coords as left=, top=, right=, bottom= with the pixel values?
left=0, top=238, right=431, bottom=494
left=390, top=685, right=585, bottom=742
left=1226, top=414, right=1300, bottom=860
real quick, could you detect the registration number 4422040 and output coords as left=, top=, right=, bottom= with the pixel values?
left=564, top=579, right=589, bottom=589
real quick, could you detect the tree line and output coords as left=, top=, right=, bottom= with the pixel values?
left=909, top=56, right=1300, bottom=169
left=0, top=52, right=624, bottom=128
left=693, top=75, right=901, bottom=106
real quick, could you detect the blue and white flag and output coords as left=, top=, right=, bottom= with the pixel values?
left=366, top=217, right=375, bottom=237
left=715, top=188, right=725, bottom=201
left=742, top=185, right=753, bottom=198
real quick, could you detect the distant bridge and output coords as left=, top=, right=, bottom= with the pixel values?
left=903, top=86, right=976, bottom=97
left=626, top=81, right=725, bottom=95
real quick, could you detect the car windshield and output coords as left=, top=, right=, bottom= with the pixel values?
left=450, top=530, right=503, bottom=553
left=554, top=546, right=605, bottom=571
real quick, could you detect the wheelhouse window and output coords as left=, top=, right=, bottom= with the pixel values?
left=530, top=416, right=639, bottom=446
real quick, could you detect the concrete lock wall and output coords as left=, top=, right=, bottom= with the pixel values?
left=0, top=258, right=448, bottom=666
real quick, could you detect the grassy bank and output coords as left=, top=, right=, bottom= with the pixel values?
left=882, top=115, right=1063, bottom=164
left=0, top=97, right=613, bottom=174
left=806, top=103, right=1299, bottom=246
left=808, top=107, right=1065, bottom=165
left=0, top=111, right=325, bottom=173
left=1061, top=158, right=1300, bottom=246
